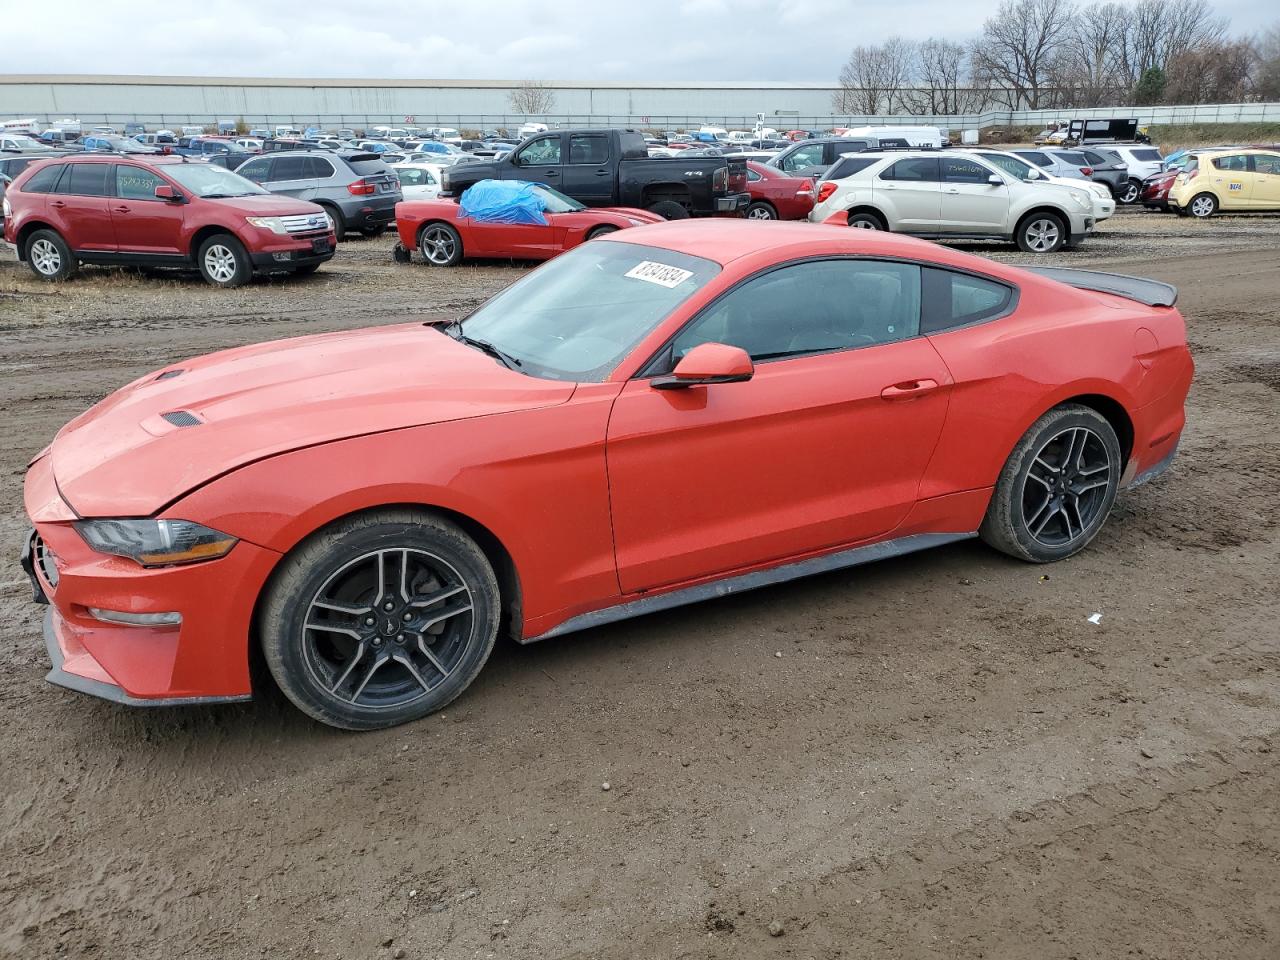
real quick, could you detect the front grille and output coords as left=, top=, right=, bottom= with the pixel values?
left=279, top=213, right=332, bottom=234
left=33, top=535, right=59, bottom=590
left=161, top=410, right=201, bottom=428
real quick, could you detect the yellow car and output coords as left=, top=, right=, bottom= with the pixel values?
left=1169, top=148, right=1280, bottom=218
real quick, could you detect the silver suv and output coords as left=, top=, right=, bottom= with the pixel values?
left=235, top=150, right=401, bottom=238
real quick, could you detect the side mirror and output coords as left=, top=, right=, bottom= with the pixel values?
left=1025, top=167, right=1042, bottom=179
left=987, top=174, right=1005, bottom=186
left=154, top=184, right=181, bottom=202
left=653, top=342, right=754, bottom=390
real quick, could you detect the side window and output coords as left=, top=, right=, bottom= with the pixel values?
left=396, top=168, right=423, bottom=186
left=1082, top=150, right=1108, bottom=166
left=1019, top=151, right=1051, bottom=167
left=238, top=158, right=272, bottom=182
left=568, top=134, right=609, bottom=165
left=517, top=135, right=561, bottom=166
left=1212, top=154, right=1249, bottom=172
left=880, top=158, right=939, bottom=182
left=781, top=144, right=823, bottom=171
left=423, top=169, right=438, bottom=185
left=115, top=165, right=166, bottom=200
left=1253, top=154, right=1280, bottom=175
left=21, top=163, right=64, bottom=193
left=58, top=163, right=111, bottom=197
left=304, top=156, right=335, bottom=179
left=941, top=157, right=992, bottom=184
left=921, top=268, right=1014, bottom=333
left=272, top=156, right=308, bottom=181
left=669, top=259, right=922, bottom=365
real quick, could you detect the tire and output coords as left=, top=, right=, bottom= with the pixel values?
left=1187, top=192, right=1217, bottom=219
left=847, top=211, right=885, bottom=230
left=586, top=225, right=620, bottom=241
left=1015, top=211, right=1067, bottom=253
left=24, top=229, right=78, bottom=282
left=646, top=200, right=690, bottom=220
left=292, top=263, right=321, bottom=276
left=745, top=201, right=777, bottom=220
left=197, top=233, right=251, bottom=288
left=320, top=205, right=345, bottom=240
left=979, top=404, right=1122, bottom=563
left=1118, top=179, right=1141, bottom=205
left=260, top=509, right=501, bottom=731
left=418, top=222, right=463, bottom=266
left=361, top=225, right=387, bottom=238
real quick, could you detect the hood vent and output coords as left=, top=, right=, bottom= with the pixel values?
left=161, top=410, right=202, bottom=428
left=155, top=369, right=184, bottom=380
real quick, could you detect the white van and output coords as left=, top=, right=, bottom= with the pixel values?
left=517, top=122, right=548, bottom=139
left=699, top=125, right=728, bottom=139
left=840, top=125, right=943, bottom=148
left=2, top=118, right=41, bottom=134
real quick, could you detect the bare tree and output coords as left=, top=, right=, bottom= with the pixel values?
left=971, top=0, right=1077, bottom=109
left=905, top=38, right=975, bottom=114
left=1120, top=0, right=1226, bottom=86
left=833, top=37, right=916, bottom=114
left=1256, top=22, right=1280, bottom=100
left=1165, top=38, right=1257, bottom=103
left=1049, top=1, right=1129, bottom=105
left=508, top=80, right=557, bottom=115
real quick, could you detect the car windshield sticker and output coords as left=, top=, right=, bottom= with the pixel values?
left=624, top=261, right=694, bottom=288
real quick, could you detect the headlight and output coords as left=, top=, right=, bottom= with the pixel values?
left=245, top=216, right=288, bottom=235
left=74, top=519, right=238, bottom=567
left=1069, top=190, right=1091, bottom=209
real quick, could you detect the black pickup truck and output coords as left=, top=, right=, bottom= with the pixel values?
left=440, top=128, right=749, bottom=218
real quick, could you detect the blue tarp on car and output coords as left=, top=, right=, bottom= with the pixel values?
left=458, top=180, right=548, bottom=225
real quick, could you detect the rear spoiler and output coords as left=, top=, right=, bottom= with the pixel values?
left=1024, top=266, right=1177, bottom=307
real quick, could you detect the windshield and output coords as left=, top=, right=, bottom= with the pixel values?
left=981, top=153, right=1037, bottom=179
left=164, top=163, right=267, bottom=197
left=7, top=135, right=48, bottom=150
left=531, top=184, right=585, bottom=213
left=456, top=241, right=721, bottom=382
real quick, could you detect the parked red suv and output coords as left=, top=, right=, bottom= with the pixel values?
left=2, top=155, right=337, bottom=287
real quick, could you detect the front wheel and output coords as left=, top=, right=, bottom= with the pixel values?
left=260, top=510, right=501, bottom=730
left=25, top=229, right=78, bottom=281
left=1187, top=193, right=1218, bottom=219
left=980, top=404, right=1121, bottom=563
left=197, top=233, right=251, bottom=288
left=1015, top=212, right=1067, bottom=253
left=419, top=222, right=463, bottom=266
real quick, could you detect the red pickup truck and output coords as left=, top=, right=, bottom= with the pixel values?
left=2, top=155, right=336, bottom=287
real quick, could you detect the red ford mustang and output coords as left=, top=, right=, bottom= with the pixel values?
left=394, top=184, right=663, bottom=266
left=21, top=222, right=1192, bottom=730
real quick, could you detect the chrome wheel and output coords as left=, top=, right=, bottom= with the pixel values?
left=301, top=548, right=475, bottom=710
left=1019, top=427, right=1112, bottom=548
left=30, top=238, right=61, bottom=275
left=1119, top=180, right=1140, bottom=204
left=1023, top=217, right=1061, bottom=252
left=203, top=244, right=238, bottom=283
left=849, top=217, right=880, bottom=230
left=746, top=204, right=776, bottom=220
left=420, top=225, right=459, bottom=265
left=1190, top=195, right=1216, bottom=218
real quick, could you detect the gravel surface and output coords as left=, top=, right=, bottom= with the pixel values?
left=1, top=211, right=1277, bottom=960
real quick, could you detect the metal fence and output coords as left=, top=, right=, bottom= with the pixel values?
left=11, top=101, right=1280, bottom=134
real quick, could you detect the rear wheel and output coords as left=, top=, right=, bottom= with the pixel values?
left=418, top=222, right=463, bottom=266
left=25, top=229, right=78, bottom=281
left=260, top=510, right=501, bottom=731
left=1015, top=211, right=1066, bottom=253
left=320, top=205, right=345, bottom=240
left=1118, top=179, right=1141, bottom=204
left=197, top=234, right=251, bottom=288
left=646, top=200, right=690, bottom=220
left=980, top=404, right=1121, bottom=563
left=847, top=211, right=884, bottom=230
left=745, top=201, right=777, bottom=220
left=1188, top=192, right=1218, bottom=218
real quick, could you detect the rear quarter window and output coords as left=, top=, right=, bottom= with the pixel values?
left=20, top=163, right=64, bottom=193
left=825, top=156, right=876, bottom=180
left=921, top=268, right=1015, bottom=334
left=345, top=157, right=391, bottom=176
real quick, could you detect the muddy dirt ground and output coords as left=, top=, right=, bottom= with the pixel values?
left=0, top=211, right=1277, bottom=960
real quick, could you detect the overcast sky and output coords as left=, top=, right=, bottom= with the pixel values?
left=0, top=0, right=1271, bottom=83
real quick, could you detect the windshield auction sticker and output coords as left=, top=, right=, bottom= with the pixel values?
left=624, top=261, right=694, bottom=288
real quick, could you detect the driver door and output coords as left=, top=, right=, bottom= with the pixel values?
left=939, top=156, right=1009, bottom=232
left=513, top=134, right=564, bottom=189
left=605, top=258, right=952, bottom=593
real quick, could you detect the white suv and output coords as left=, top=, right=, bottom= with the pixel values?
left=963, top=149, right=1115, bottom=221
left=1103, top=144, right=1165, bottom=203
left=809, top=150, right=1098, bottom=253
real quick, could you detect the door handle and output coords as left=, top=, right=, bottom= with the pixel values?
left=594, top=170, right=610, bottom=177
left=113, top=205, right=130, bottom=213
left=545, top=169, right=559, bottom=177
left=880, top=379, right=939, bottom=400
left=944, top=187, right=960, bottom=194
left=50, top=200, right=66, bottom=208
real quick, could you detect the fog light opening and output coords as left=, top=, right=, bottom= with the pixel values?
left=272, top=252, right=291, bottom=262
left=88, top=608, right=183, bottom=627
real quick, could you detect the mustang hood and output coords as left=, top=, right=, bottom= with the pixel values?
left=51, top=323, right=576, bottom=517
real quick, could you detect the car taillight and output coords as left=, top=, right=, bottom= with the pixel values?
left=816, top=181, right=838, bottom=203
left=347, top=179, right=376, bottom=196
left=712, top=166, right=728, bottom=191
left=1080, top=167, right=1093, bottom=176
